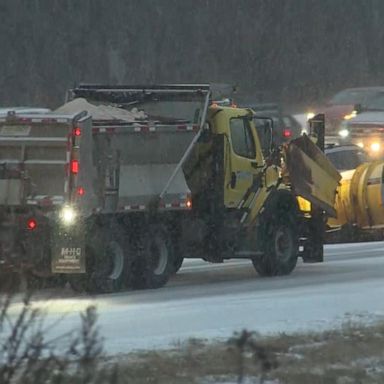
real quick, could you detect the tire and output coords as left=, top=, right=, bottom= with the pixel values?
left=132, top=225, right=174, bottom=289
left=68, top=223, right=131, bottom=294
left=253, top=211, right=298, bottom=277
left=172, top=255, right=184, bottom=273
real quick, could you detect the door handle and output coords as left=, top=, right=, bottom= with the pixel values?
left=230, top=172, right=237, bottom=188
left=250, top=161, right=262, bottom=169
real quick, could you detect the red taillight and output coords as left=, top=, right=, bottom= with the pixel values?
left=283, top=128, right=292, bottom=138
left=73, top=127, right=81, bottom=137
left=77, top=186, right=85, bottom=196
left=71, top=159, right=79, bottom=174
left=27, top=218, right=37, bottom=230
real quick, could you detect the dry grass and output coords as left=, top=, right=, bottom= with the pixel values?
left=1, top=293, right=384, bottom=383
left=0, top=293, right=115, bottom=384
left=112, top=323, right=384, bottom=384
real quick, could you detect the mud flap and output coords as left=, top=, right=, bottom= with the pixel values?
left=51, top=223, right=86, bottom=274
left=285, top=134, right=341, bottom=217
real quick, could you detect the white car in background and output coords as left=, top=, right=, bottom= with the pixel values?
left=338, top=99, right=384, bottom=158
left=325, top=144, right=369, bottom=172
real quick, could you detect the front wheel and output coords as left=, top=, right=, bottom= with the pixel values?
left=253, top=213, right=298, bottom=277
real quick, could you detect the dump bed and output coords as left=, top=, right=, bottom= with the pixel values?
left=61, top=84, right=215, bottom=212
left=0, top=111, right=88, bottom=207
left=91, top=122, right=199, bottom=210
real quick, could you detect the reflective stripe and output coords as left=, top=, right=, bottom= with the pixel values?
left=122, top=199, right=191, bottom=211
left=27, top=195, right=64, bottom=205
left=92, top=124, right=198, bottom=134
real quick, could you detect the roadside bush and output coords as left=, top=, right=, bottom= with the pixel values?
left=0, top=293, right=115, bottom=384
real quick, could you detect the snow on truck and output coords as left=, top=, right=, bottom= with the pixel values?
left=0, top=85, right=341, bottom=292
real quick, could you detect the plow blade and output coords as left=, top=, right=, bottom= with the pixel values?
left=285, top=134, right=341, bottom=217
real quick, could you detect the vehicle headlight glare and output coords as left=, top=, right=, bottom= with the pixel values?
left=60, top=206, right=77, bottom=225
left=343, top=110, right=357, bottom=120
left=370, top=142, right=381, bottom=152
left=306, top=112, right=315, bottom=121
left=338, top=129, right=350, bottom=138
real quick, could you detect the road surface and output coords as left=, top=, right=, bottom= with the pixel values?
left=5, top=241, right=384, bottom=355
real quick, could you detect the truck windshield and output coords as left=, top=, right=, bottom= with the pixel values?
left=364, top=93, right=384, bottom=110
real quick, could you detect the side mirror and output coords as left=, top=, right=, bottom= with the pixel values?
left=354, top=103, right=362, bottom=114
left=308, top=113, right=325, bottom=151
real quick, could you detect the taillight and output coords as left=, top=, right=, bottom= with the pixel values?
left=71, top=159, right=79, bottom=174
left=77, top=186, right=85, bottom=196
left=283, top=128, right=292, bottom=138
left=73, top=127, right=81, bottom=137
left=27, top=218, right=37, bottom=230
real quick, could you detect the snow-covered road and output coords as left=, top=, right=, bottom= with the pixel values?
left=7, top=241, right=384, bottom=354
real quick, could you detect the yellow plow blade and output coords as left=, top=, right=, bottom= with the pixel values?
left=285, top=135, right=341, bottom=217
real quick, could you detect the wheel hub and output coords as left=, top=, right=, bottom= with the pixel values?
left=105, top=241, right=124, bottom=280
left=274, top=226, right=293, bottom=261
left=151, top=236, right=168, bottom=276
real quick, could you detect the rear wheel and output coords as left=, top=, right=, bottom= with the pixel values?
left=68, top=223, right=131, bottom=294
left=253, top=210, right=298, bottom=277
left=172, top=255, right=184, bottom=273
left=132, top=225, right=174, bottom=289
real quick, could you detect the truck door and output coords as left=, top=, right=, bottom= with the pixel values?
left=224, top=116, right=263, bottom=208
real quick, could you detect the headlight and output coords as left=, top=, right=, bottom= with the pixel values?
left=343, top=110, right=357, bottom=120
left=338, top=129, right=350, bottom=138
left=60, top=206, right=77, bottom=225
left=370, top=142, right=381, bottom=152
left=356, top=142, right=364, bottom=148
left=306, top=112, right=315, bottom=120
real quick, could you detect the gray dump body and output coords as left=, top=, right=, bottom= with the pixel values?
left=59, top=84, right=214, bottom=212
left=92, top=123, right=197, bottom=211
left=0, top=111, right=89, bottom=208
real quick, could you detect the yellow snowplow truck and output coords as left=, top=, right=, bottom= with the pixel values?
left=46, top=84, right=340, bottom=293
